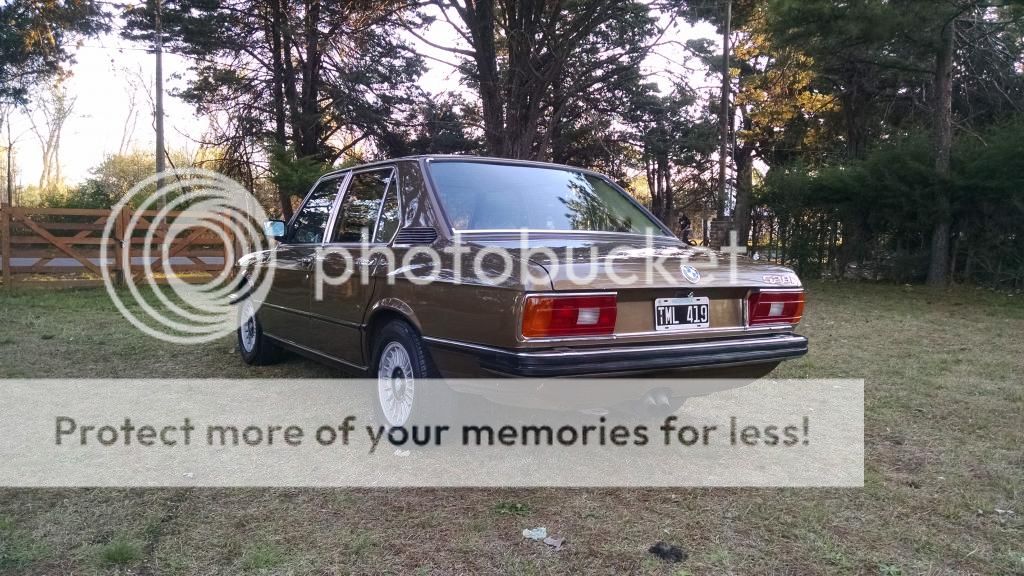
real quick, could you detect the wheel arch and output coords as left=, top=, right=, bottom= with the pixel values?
left=363, top=298, right=423, bottom=365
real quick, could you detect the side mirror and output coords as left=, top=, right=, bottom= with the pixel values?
left=263, top=220, right=286, bottom=240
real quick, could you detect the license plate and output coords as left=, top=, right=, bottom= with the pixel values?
left=654, top=297, right=710, bottom=331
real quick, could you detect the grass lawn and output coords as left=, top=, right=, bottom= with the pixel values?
left=0, top=282, right=1022, bottom=575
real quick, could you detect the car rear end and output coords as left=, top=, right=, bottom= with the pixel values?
left=489, top=264, right=807, bottom=377
left=420, top=157, right=808, bottom=378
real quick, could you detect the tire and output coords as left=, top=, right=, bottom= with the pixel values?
left=237, top=298, right=281, bottom=366
left=370, top=320, right=452, bottom=429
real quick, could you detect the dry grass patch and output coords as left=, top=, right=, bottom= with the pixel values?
left=0, top=282, right=1021, bottom=575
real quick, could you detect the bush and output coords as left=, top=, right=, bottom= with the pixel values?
left=756, top=122, right=1024, bottom=288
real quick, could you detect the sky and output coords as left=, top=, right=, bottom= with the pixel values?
left=6, top=11, right=719, bottom=188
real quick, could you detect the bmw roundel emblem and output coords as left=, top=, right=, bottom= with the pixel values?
left=681, top=264, right=701, bottom=284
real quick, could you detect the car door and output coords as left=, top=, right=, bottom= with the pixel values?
left=308, top=166, right=399, bottom=367
left=259, top=173, right=346, bottom=348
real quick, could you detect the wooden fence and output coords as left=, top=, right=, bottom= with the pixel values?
left=0, top=204, right=233, bottom=288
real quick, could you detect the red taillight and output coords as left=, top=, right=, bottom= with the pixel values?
left=747, top=290, right=805, bottom=326
left=522, top=294, right=617, bottom=338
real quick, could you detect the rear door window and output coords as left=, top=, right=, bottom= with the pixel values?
left=332, top=168, right=395, bottom=243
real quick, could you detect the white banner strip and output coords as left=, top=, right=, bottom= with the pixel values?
left=0, top=378, right=863, bottom=487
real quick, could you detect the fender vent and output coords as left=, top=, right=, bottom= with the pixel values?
left=394, top=227, right=438, bottom=245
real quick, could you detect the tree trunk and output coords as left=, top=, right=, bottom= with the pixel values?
left=926, top=17, right=955, bottom=287
left=461, top=0, right=503, bottom=155
left=298, top=0, right=323, bottom=159
left=270, top=0, right=287, bottom=148
left=453, top=0, right=610, bottom=160
left=733, top=143, right=754, bottom=247
left=269, top=0, right=292, bottom=219
left=279, top=1, right=304, bottom=158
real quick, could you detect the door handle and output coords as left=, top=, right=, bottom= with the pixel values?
left=298, top=256, right=314, bottom=267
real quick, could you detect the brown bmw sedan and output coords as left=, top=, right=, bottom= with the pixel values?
left=235, top=156, right=807, bottom=426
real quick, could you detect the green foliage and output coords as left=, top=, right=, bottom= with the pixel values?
left=493, top=501, right=530, bottom=516
left=239, top=543, right=286, bottom=572
left=402, top=96, right=482, bottom=156
left=950, top=119, right=1024, bottom=286
left=72, top=150, right=157, bottom=208
left=95, top=536, right=143, bottom=566
left=26, top=150, right=198, bottom=209
left=0, top=515, right=50, bottom=569
left=267, top=144, right=331, bottom=208
left=0, top=0, right=109, bottom=104
left=123, top=0, right=424, bottom=162
left=759, top=121, right=1024, bottom=287
left=94, top=0, right=1021, bottom=290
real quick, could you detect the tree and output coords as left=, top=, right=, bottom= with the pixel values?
left=42, top=149, right=195, bottom=209
left=767, top=0, right=1024, bottom=284
left=0, top=0, right=108, bottom=105
left=123, top=0, right=424, bottom=218
left=402, top=95, right=482, bottom=155
left=416, top=0, right=664, bottom=159
left=621, top=84, right=695, bottom=224
left=28, top=80, right=76, bottom=190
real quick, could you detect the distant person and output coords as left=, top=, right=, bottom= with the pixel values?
left=678, top=214, right=696, bottom=245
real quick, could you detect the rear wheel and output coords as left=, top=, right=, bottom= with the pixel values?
left=371, top=320, right=450, bottom=429
left=237, top=299, right=281, bottom=365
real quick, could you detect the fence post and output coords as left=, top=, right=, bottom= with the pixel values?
left=222, top=216, right=234, bottom=278
left=112, top=207, right=124, bottom=286
left=121, top=208, right=133, bottom=286
left=1, top=204, right=11, bottom=288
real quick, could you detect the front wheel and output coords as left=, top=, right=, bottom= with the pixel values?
left=371, top=320, right=451, bottom=429
left=237, top=299, right=281, bottom=365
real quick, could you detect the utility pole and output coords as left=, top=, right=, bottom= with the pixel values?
left=6, top=120, right=13, bottom=206
left=717, top=0, right=731, bottom=218
left=154, top=0, right=166, bottom=199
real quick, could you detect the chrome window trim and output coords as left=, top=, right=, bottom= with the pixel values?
left=516, top=324, right=796, bottom=345
left=449, top=229, right=675, bottom=238
left=423, top=333, right=805, bottom=359
left=514, top=290, right=796, bottom=344
left=320, top=171, right=353, bottom=246
left=371, top=168, right=403, bottom=245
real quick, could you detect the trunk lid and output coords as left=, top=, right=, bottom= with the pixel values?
left=463, top=232, right=802, bottom=338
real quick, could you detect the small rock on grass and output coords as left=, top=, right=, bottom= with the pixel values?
left=542, top=536, right=564, bottom=551
left=648, top=541, right=687, bottom=563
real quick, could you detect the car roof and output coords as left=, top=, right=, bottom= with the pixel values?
left=320, top=155, right=605, bottom=179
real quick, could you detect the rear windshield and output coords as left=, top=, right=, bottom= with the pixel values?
left=427, top=161, right=668, bottom=235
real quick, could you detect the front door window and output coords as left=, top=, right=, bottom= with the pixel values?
left=289, top=177, right=341, bottom=244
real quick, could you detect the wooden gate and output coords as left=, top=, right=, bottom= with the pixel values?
left=0, top=205, right=233, bottom=288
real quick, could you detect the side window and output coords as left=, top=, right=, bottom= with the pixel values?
left=332, top=168, right=394, bottom=243
left=289, top=177, right=341, bottom=244
left=374, top=185, right=400, bottom=243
